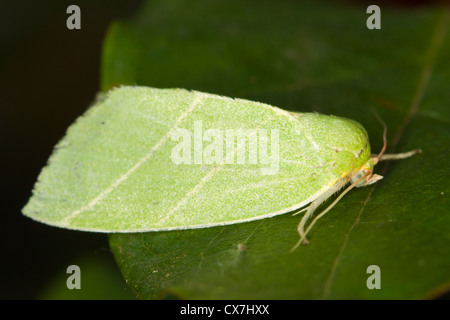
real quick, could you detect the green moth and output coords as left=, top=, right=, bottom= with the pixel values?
left=22, top=86, right=420, bottom=250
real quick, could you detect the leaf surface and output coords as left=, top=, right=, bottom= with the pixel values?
left=47, top=0, right=450, bottom=299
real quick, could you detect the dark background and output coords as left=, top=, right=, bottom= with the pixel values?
left=1, top=0, right=143, bottom=299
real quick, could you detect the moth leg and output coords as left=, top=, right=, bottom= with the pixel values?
left=291, top=206, right=308, bottom=216
left=291, top=180, right=347, bottom=252
left=296, top=200, right=322, bottom=245
left=377, top=149, right=422, bottom=161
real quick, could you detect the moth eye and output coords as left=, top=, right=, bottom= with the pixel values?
left=350, top=170, right=368, bottom=185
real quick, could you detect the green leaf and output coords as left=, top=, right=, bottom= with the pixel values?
left=25, top=0, right=450, bottom=299
left=104, top=0, right=450, bottom=299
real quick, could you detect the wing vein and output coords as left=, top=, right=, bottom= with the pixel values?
left=62, top=92, right=204, bottom=224
left=158, top=118, right=275, bottom=225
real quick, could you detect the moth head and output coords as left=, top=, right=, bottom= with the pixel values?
left=350, top=112, right=387, bottom=188
left=350, top=157, right=383, bottom=187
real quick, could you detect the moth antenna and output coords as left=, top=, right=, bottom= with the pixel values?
left=371, top=109, right=387, bottom=165
left=370, top=109, right=422, bottom=162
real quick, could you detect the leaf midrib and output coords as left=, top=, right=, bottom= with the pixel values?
left=321, top=9, right=450, bottom=299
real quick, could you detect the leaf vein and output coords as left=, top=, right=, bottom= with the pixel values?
left=320, top=11, right=449, bottom=299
